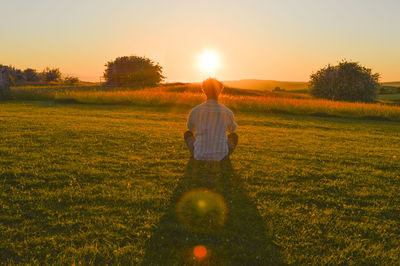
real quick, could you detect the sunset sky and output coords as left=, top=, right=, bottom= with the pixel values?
left=1, top=0, right=399, bottom=82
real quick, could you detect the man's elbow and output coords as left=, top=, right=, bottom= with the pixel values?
left=231, top=123, right=237, bottom=133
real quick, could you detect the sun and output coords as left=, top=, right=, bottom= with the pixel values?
left=198, top=50, right=220, bottom=74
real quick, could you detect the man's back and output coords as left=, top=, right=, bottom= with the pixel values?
left=187, top=100, right=237, bottom=161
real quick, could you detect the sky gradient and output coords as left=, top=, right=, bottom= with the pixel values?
left=1, top=0, right=399, bottom=82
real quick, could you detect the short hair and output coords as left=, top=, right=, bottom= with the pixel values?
left=201, top=78, right=224, bottom=98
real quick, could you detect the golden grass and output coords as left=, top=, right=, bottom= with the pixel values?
left=10, top=85, right=400, bottom=121
left=223, top=93, right=400, bottom=119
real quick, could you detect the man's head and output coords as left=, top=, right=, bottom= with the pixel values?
left=202, top=78, right=224, bottom=100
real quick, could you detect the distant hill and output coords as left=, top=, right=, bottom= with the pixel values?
left=223, top=79, right=400, bottom=92
left=382, top=81, right=400, bottom=87
left=223, top=79, right=308, bottom=92
left=161, top=82, right=311, bottom=99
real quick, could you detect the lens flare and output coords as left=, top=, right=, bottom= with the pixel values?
left=193, top=245, right=207, bottom=259
left=176, top=188, right=228, bottom=233
left=197, top=199, right=206, bottom=208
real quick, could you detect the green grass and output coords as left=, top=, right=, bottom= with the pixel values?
left=379, top=93, right=400, bottom=102
left=1, top=101, right=400, bottom=264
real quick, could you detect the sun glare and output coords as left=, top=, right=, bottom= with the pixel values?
left=198, top=50, right=220, bottom=75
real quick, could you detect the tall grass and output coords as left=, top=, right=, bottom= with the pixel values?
left=223, top=93, right=400, bottom=120
left=10, top=85, right=400, bottom=121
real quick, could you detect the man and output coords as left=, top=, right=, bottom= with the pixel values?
left=184, top=78, right=238, bottom=161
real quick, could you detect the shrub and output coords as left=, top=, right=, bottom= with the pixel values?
left=9, top=66, right=26, bottom=83
left=42, top=67, right=62, bottom=82
left=63, top=76, right=80, bottom=85
left=309, top=61, right=380, bottom=102
left=104, top=55, right=165, bottom=87
left=24, top=68, right=40, bottom=82
left=273, top=87, right=285, bottom=92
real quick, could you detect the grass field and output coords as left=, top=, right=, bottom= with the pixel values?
left=223, top=80, right=308, bottom=92
left=379, top=93, right=400, bottom=102
left=9, top=84, right=400, bottom=122
left=382, top=82, right=400, bottom=87
left=1, top=101, right=399, bottom=264
left=222, top=79, right=400, bottom=92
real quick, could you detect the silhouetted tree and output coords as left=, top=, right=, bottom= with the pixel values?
left=24, top=68, right=40, bottom=82
left=104, top=56, right=165, bottom=87
left=273, top=86, right=285, bottom=92
left=42, top=67, right=62, bottom=82
left=9, top=66, right=26, bottom=83
left=309, top=61, right=380, bottom=102
left=63, top=76, right=80, bottom=85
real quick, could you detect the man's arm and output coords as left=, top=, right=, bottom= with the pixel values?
left=187, top=110, right=195, bottom=132
left=228, top=111, right=237, bottom=133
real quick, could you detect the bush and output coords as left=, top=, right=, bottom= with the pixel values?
left=42, top=67, right=61, bottom=82
left=24, top=68, right=40, bottom=82
left=273, top=87, right=285, bottom=92
left=104, top=55, right=165, bottom=87
left=9, top=66, right=26, bottom=83
left=63, top=76, right=80, bottom=85
left=1, top=65, right=65, bottom=84
left=309, top=61, right=380, bottom=102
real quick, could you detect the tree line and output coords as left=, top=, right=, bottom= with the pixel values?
left=0, top=65, right=79, bottom=85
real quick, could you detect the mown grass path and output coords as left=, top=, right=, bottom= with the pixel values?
left=1, top=101, right=399, bottom=264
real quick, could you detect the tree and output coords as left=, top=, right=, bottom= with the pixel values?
left=24, top=68, right=40, bottom=82
left=273, top=86, right=285, bottom=92
left=104, top=56, right=165, bottom=87
left=309, top=61, right=380, bottom=102
left=9, top=66, right=26, bottom=83
left=63, top=76, right=80, bottom=85
left=42, top=67, right=61, bottom=82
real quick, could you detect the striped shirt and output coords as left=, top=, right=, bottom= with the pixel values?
left=187, top=100, right=237, bottom=161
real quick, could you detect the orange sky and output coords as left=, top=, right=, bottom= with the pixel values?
left=1, top=0, right=399, bottom=82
